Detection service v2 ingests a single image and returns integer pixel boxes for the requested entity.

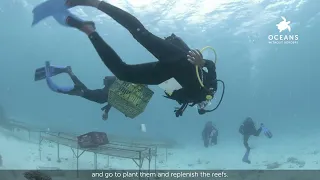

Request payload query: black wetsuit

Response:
[239,122,262,150]
[87,2,217,105]
[62,74,115,104]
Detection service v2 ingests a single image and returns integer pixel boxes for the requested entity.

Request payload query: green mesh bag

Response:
[108,79,154,118]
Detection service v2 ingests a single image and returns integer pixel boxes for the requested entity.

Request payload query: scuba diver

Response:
[202,121,218,147]
[35,61,116,120]
[239,117,272,164]
[32,0,225,117]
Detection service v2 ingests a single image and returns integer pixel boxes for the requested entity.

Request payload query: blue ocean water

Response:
[0,0,319,146]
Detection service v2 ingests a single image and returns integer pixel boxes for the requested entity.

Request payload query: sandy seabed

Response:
[0,127,319,180]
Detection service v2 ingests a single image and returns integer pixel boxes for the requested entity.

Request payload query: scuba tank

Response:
[164,33,190,52]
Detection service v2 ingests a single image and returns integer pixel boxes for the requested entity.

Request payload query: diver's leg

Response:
[65,0,187,63]
[64,17,173,84]
[242,149,251,164]
[243,135,250,150]
[242,135,251,164]
[203,139,209,148]
[67,69,88,90]
[62,67,86,96]
[87,31,172,84]
[65,0,99,7]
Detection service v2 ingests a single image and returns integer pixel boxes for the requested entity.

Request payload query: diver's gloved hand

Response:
[198,109,206,115]
[187,49,205,67]
[174,103,188,117]
[174,108,183,117]
[102,112,108,121]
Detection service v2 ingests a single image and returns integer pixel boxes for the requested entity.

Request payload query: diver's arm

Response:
[253,126,262,136]
[198,108,206,115]
[164,88,189,104]
[101,103,112,112]
[101,103,112,120]
[239,125,244,135]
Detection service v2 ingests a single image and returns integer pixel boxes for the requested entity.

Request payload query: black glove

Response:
[174,108,183,117]
[174,103,188,117]
[198,109,206,115]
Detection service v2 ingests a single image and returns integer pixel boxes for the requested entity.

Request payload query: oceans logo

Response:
[268,16,299,44]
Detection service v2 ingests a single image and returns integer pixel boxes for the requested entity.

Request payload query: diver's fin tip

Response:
[242,156,251,164]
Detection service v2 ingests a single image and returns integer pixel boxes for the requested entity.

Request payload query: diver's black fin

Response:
[34,67,46,81]
[34,64,67,81]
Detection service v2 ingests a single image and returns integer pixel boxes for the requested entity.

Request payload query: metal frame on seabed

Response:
[38,132,158,178]
[1,121,172,179]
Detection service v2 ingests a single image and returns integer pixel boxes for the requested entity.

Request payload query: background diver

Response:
[239,117,272,164]
[202,121,218,148]
[34,61,116,120]
[32,0,224,117]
